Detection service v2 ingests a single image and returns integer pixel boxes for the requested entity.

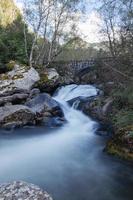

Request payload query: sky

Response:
[14,0,102,43]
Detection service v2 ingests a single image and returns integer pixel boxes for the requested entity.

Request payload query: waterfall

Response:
[53,84,98,133]
[0,84,133,200]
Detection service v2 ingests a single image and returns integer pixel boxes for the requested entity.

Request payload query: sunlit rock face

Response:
[0,64,40,95]
[0,181,53,200]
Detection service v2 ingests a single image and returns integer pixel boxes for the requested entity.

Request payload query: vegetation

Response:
[0,0,32,68]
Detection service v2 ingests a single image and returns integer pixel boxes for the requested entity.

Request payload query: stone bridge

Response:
[68,57,114,76]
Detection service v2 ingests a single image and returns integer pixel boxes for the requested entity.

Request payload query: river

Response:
[0,84,133,200]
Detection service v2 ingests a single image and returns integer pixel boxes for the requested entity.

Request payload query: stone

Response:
[26,93,63,116]
[0,181,53,200]
[26,93,64,126]
[0,93,28,106]
[29,88,40,99]
[46,68,59,81]
[0,105,35,128]
[0,64,40,95]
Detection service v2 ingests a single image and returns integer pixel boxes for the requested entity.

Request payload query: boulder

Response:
[0,93,28,106]
[0,105,35,129]
[29,88,40,99]
[26,93,65,126]
[0,64,40,95]
[36,68,60,93]
[46,68,59,81]
[0,181,53,200]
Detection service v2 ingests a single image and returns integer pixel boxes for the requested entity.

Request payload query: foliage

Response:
[0,0,33,68]
[112,85,133,109]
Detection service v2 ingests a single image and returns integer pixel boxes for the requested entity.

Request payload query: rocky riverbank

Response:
[0,62,66,129]
[78,61,133,161]
[0,181,53,200]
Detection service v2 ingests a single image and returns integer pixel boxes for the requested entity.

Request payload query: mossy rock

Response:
[106,125,133,161]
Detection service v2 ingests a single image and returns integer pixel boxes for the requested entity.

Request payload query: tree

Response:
[23,0,82,67]
[98,0,133,58]
[0,0,32,65]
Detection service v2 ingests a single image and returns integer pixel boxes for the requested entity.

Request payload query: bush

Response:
[112,85,133,109]
[113,110,133,128]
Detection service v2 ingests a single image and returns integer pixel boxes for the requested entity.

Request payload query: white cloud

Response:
[78,11,102,43]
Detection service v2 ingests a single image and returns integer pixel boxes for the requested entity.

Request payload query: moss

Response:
[12,74,24,80]
[106,141,133,161]
[6,60,16,71]
[106,126,133,161]
[0,74,9,80]
[111,110,133,129]
[34,73,50,89]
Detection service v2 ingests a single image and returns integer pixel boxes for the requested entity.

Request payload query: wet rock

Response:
[82,97,113,122]
[0,105,35,128]
[29,88,40,99]
[26,93,64,126]
[106,126,133,160]
[0,181,53,200]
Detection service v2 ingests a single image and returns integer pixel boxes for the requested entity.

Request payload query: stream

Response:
[0,84,133,200]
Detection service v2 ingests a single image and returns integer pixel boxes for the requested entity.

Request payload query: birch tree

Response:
[23,0,81,67]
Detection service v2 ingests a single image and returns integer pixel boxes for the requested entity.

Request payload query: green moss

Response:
[111,86,133,108]
[12,74,24,80]
[111,110,133,128]
[106,126,133,161]
[6,60,16,71]
[0,74,9,80]
[106,141,133,161]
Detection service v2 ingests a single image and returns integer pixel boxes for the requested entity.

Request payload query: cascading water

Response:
[0,84,133,200]
[53,84,98,133]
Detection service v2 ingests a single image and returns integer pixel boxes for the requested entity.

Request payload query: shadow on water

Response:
[0,84,133,200]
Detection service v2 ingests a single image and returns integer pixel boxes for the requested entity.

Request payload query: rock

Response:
[106,126,133,160]
[0,93,28,106]
[82,96,113,122]
[46,68,59,81]
[29,88,40,99]
[36,68,60,93]
[0,181,53,200]
[0,64,40,95]
[102,98,113,115]
[0,105,35,128]
[26,93,65,126]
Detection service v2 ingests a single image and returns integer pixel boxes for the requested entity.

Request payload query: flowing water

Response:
[0,84,133,200]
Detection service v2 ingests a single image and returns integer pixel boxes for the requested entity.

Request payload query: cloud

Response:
[78,11,102,43]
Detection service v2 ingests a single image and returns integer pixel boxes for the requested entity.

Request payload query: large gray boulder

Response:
[0,105,35,129]
[26,93,64,116]
[26,93,65,126]
[0,64,40,95]
[0,181,53,200]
